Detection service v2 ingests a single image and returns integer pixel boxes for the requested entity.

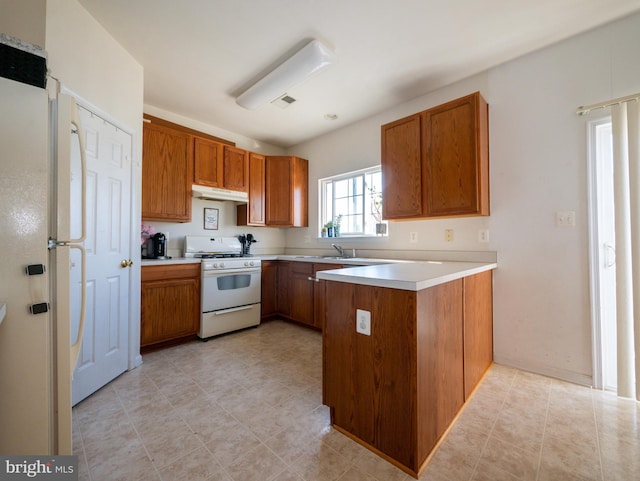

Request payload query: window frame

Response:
[318,165,386,238]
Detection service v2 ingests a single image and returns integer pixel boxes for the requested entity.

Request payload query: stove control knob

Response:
[220,262,225,268]
[249,261,255,266]
[244,261,249,267]
[213,262,219,268]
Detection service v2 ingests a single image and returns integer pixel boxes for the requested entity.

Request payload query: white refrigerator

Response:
[0,70,86,453]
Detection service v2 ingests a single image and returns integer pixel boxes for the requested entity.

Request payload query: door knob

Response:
[120,259,133,268]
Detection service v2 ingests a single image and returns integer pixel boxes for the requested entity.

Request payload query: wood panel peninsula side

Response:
[319,262,495,478]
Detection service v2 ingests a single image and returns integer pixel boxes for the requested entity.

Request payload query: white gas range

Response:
[184,236,261,339]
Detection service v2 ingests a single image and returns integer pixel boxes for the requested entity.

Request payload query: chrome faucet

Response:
[331,243,345,257]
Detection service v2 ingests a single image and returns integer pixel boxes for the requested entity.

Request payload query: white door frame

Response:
[587,114,614,391]
[60,85,142,372]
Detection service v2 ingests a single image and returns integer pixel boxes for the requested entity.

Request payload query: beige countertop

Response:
[140,255,400,267]
[266,255,413,266]
[315,261,497,291]
[140,255,497,291]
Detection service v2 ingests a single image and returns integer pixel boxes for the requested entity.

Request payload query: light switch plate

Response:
[556,211,576,227]
[356,309,371,336]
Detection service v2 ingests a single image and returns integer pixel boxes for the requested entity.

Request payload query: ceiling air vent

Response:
[271,94,297,109]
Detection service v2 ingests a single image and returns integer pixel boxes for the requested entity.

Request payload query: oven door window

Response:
[217,273,251,290]
[202,270,261,313]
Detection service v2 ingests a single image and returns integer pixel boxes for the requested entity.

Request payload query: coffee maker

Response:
[143,232,171,259]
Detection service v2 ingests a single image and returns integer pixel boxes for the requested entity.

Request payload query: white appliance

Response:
[192,184,249,202]
[0,38,86,455]
[184,236,261,338]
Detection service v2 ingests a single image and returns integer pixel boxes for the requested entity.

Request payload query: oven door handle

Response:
[203,267,261,276]
[214,305,256,315]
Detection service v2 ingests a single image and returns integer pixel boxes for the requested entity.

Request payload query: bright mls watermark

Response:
[0,456,77,480]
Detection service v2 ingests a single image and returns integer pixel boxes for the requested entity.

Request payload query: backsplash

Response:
[145,197,286,258]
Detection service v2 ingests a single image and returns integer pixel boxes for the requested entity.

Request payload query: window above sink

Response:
[319,165,387,238]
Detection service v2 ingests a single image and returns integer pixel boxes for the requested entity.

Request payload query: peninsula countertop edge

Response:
[315,261,497,291]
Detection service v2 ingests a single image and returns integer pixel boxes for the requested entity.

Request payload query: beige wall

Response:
[0,0,46,47]
[286,12,640,385]
[45,0,143,133]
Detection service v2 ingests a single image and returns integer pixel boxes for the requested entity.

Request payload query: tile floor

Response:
[73,320,639,481]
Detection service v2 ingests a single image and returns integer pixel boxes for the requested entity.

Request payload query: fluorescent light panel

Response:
[236,39,335,110]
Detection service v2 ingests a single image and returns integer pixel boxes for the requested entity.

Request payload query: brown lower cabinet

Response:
[322,270,493,478]
[260,260,278,318]
[141,263,200,351]
[463,271,494,399]
[276,261,291,317]
[290,262,314,326]
[261,260,342,330]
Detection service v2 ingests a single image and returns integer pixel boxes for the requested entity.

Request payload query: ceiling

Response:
[78,0,640,148]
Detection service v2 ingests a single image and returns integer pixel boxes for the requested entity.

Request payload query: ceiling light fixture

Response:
[236,39,336,110]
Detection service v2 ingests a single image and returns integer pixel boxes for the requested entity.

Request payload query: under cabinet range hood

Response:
[192,185,249,203]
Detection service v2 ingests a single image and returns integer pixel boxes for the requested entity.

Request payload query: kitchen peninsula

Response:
[317,261,496,478]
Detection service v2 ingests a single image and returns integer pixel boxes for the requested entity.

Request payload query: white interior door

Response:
[71,105,132,405]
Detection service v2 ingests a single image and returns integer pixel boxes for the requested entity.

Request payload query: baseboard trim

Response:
[493,354,593,387]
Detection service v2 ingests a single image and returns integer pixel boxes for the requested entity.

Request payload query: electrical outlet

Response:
[409,232,418,243]
[356,309,371,336]
[445,229,454,242]
[478,229,490,243]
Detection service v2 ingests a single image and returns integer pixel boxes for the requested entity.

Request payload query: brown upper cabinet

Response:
[380,113,423,219]
[143,114,236,223]
[265,156,309,227]
[143,115,309,226]
[245,152,267,226]
[142,121,193,222]
[381,92,489,219]
[237,151,267,226]
[193,137,248,192]
[222,145,249,192]
[193,136,223,188]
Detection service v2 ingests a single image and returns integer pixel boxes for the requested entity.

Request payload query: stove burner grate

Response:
[195,253,251,259]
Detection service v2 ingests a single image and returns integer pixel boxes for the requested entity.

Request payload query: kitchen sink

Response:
[290,255,382,264]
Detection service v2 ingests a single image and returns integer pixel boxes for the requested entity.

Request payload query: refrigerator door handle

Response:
[67,99,88,371]
[69,243,86,371]
[65,101,87,244]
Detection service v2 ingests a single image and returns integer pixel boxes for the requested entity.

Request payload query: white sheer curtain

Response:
[611,99,640,400]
